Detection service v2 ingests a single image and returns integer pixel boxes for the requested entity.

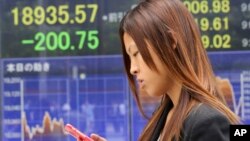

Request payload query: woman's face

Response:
[124,33,175,97]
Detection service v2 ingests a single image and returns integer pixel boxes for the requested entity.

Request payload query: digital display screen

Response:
[1,0,137,57]
[183,0,250,51]
[2,56,135,141]
[1,0,250,141]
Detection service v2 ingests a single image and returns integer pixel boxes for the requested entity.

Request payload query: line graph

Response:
[2,56,131,141]
[22,111,66,140]
[2,54,250,141]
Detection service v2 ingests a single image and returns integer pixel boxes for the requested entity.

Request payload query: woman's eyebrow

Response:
[126,44,134,54]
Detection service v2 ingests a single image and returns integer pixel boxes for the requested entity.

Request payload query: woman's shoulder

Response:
[185,103,230,125]
[182,103,230,141]
[189,103,229,121]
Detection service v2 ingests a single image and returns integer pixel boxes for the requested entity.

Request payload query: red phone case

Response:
[64,124,94,141]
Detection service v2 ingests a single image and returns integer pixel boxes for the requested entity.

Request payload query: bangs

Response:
[120,4,157,71]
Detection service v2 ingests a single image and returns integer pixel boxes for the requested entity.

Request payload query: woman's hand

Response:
[90,133,107,141]
[77,133,107,141]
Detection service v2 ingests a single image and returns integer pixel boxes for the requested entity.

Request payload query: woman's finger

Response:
[90,133,107,141]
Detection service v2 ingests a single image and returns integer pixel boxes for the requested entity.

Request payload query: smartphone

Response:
[64,123,94,141]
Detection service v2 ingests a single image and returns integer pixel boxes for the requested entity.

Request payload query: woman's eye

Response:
[133,51,139,57]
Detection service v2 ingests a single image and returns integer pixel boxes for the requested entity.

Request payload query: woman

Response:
[82,0,240,140]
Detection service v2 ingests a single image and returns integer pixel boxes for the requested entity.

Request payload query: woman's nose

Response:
[130,62,138,75]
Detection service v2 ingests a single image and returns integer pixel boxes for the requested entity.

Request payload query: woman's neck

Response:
[167,82,182,109]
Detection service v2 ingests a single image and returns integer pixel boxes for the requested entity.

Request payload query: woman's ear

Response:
[168,30,177,49]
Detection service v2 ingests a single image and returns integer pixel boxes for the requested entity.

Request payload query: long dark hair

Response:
[119,0,240,140]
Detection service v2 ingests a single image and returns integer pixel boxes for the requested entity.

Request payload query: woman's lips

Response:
[137,79,144,88]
